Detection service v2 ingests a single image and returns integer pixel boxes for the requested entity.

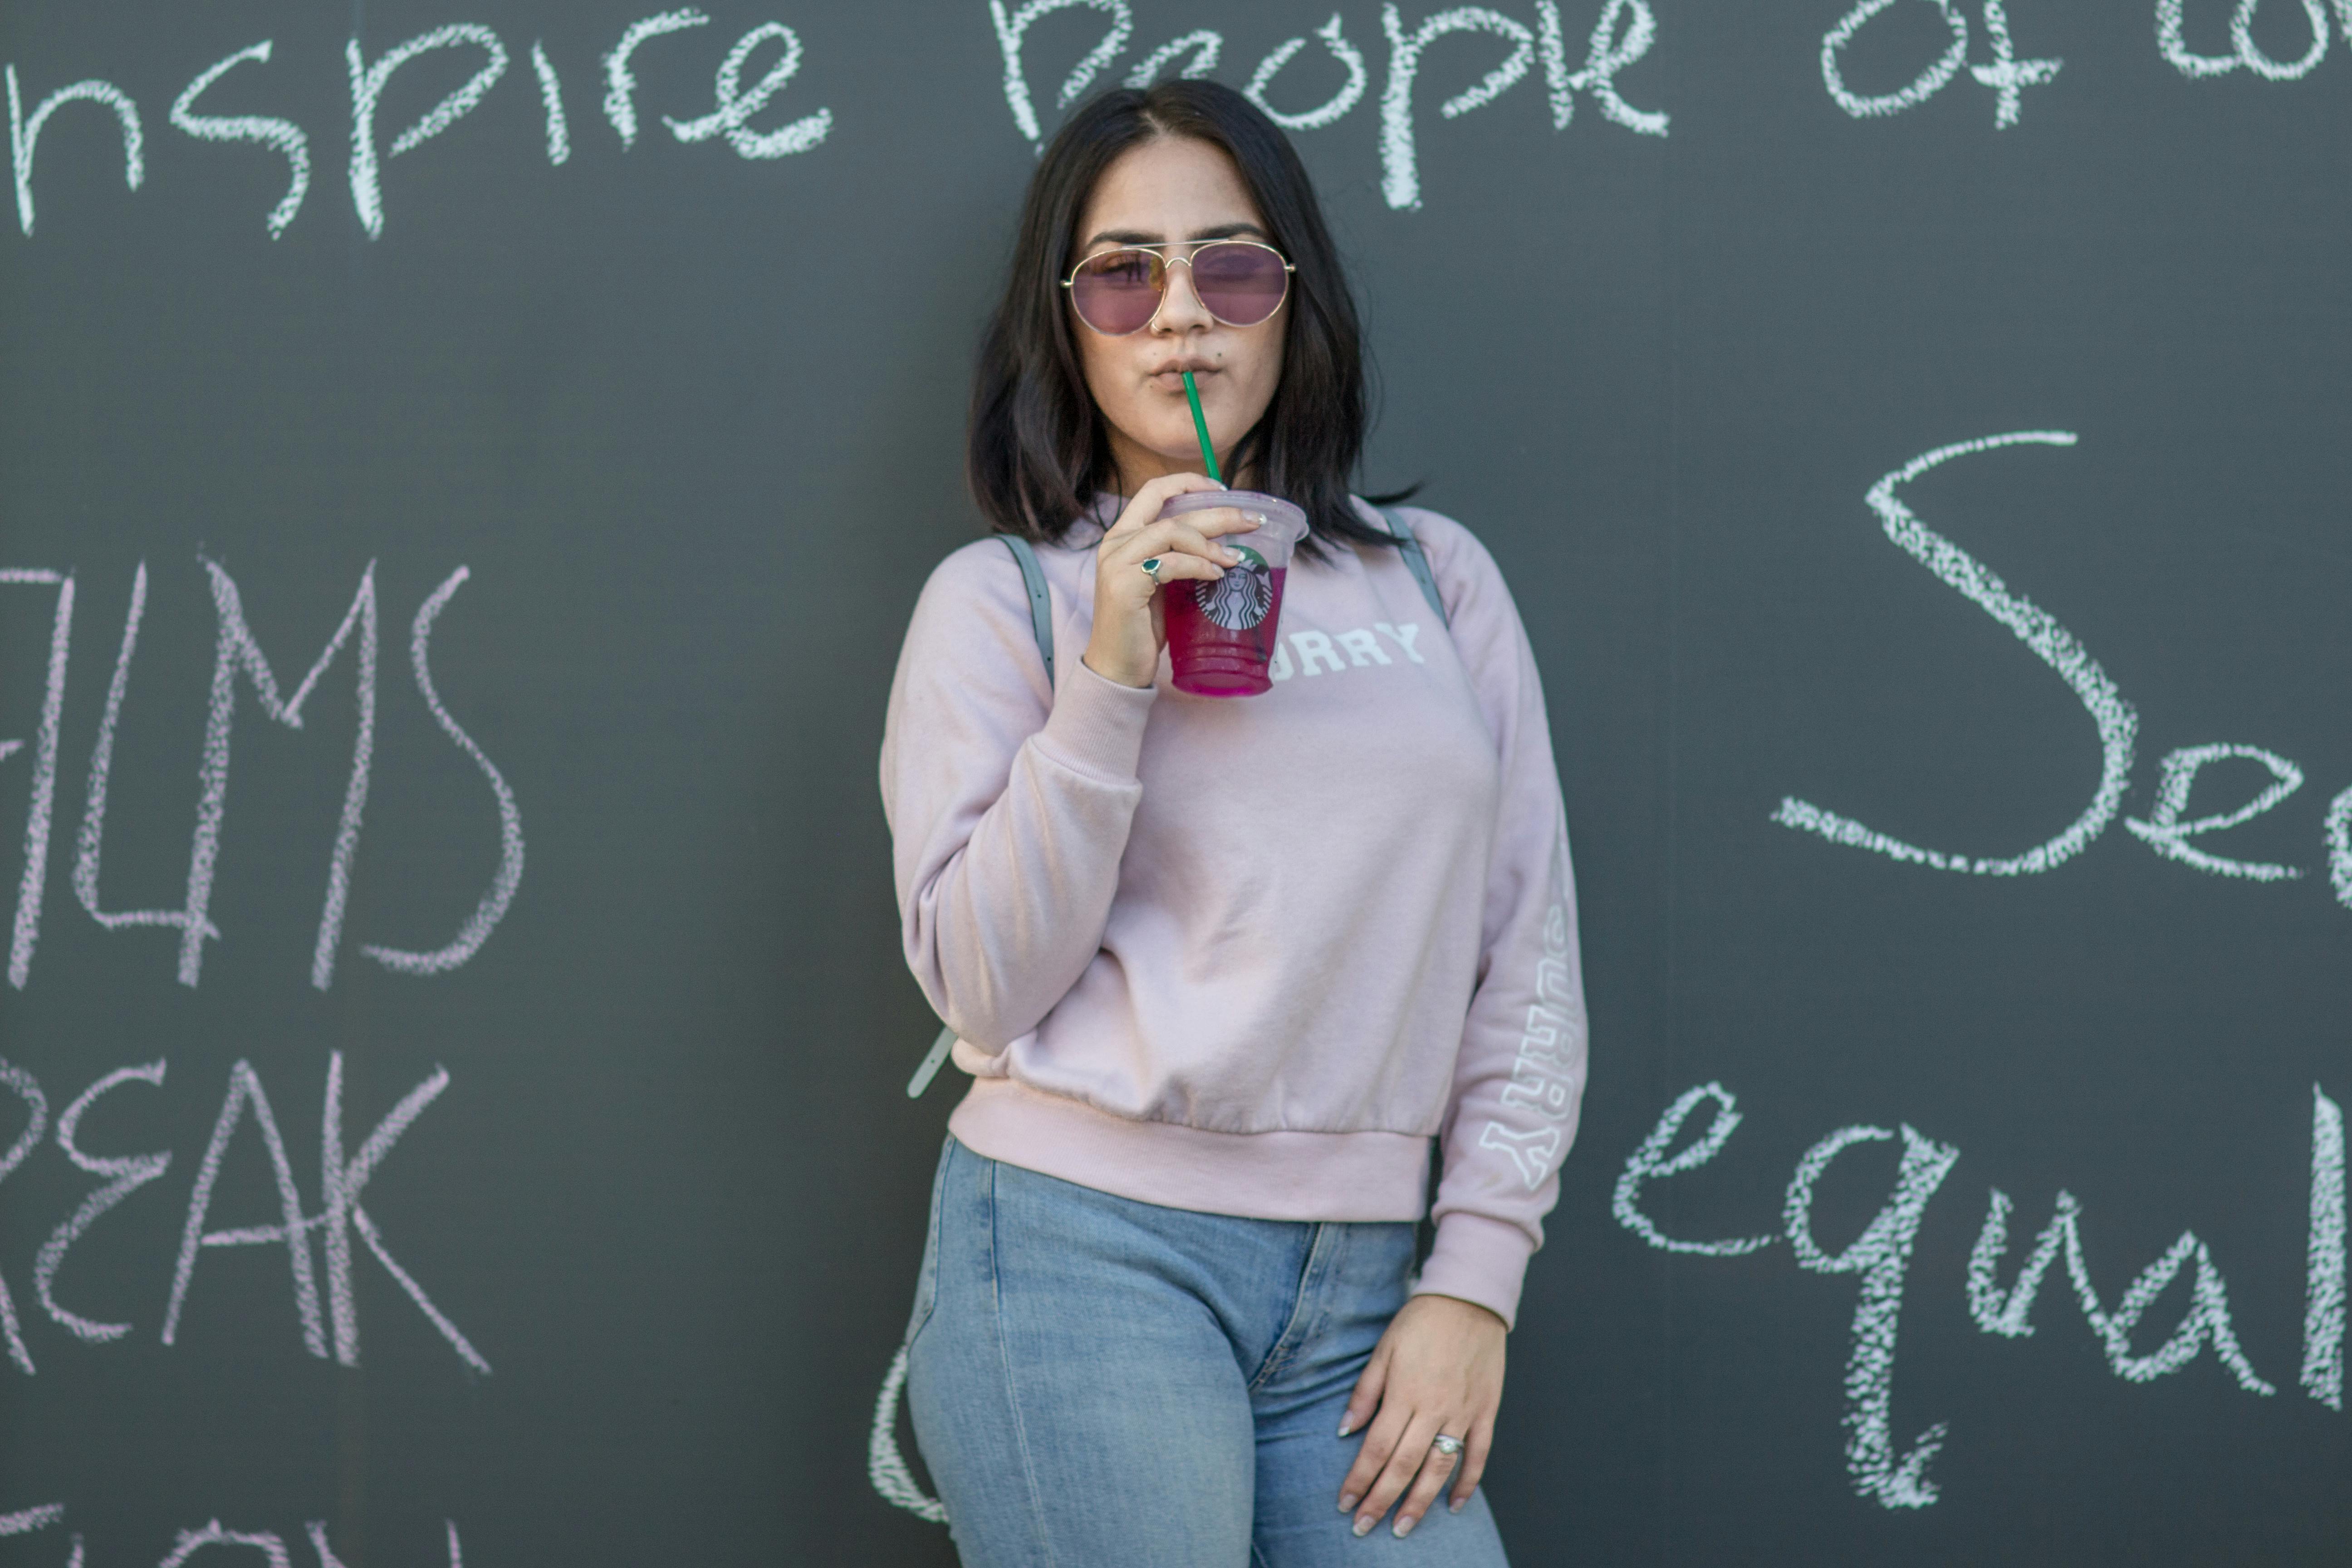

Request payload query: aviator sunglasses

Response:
[1062,239,1295,336]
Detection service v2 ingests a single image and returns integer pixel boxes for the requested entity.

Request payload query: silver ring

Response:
[1140,557,1164,583]
[1431,1434,1464,1458]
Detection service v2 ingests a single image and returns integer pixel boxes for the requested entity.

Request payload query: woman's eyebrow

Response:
[1083,228,1161,248]
[1080,221,1272,248]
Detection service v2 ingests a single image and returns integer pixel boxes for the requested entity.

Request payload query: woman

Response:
[879,79,1588,1567]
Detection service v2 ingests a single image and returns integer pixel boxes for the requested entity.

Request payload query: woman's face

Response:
[1069,134,1286,494]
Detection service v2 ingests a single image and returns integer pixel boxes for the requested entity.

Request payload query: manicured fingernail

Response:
[1352,1515,1373,1538]
[1449,1498,1465,1514]
[1221,546,1240,562]
[1336,1418,1352,1437]
[1394,1515,1417,1538]
[1337,1493,1358,1512]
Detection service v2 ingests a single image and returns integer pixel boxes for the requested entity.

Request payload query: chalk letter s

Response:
[362,568,524,977]
[172,42,309,238]
[1774,431,2139,877]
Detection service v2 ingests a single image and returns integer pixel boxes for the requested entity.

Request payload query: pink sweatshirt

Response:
[878,496,1588,1328]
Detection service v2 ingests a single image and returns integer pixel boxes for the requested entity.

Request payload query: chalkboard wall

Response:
[1,1,2347,1563]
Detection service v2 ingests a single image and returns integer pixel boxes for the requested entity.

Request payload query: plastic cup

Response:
[1153,490,1308,697]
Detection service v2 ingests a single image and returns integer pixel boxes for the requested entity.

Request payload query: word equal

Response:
[1615,1080,2345,1508]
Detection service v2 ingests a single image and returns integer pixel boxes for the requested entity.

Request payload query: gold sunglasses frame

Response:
[1060,239,1296,336]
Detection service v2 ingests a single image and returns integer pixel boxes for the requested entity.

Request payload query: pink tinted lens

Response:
[1070,250,1164,334]
[1192,243,1289,326]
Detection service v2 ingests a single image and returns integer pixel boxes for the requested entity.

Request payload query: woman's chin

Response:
[1113,435,1218,476]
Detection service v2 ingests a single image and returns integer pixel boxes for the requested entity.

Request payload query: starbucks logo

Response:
[1194,545,1272,630]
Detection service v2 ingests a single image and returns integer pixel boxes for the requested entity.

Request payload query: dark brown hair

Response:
[966,80,1402,566]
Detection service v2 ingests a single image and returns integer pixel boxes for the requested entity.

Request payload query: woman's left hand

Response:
[1334,1292,1508,1538]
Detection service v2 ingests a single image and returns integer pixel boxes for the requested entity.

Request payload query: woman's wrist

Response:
[1081,644,1157,690]
[1407,1291,1509,1333]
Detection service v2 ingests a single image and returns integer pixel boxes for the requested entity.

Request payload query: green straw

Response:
[1182,370,1223,485]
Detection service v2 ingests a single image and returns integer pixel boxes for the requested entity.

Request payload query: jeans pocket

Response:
[902,1132,955,1348]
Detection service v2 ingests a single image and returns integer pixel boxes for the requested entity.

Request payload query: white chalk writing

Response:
[1624,1081,2312,1509]
[1774,431,2140,877]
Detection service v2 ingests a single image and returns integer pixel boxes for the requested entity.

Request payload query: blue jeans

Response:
[903,1134,1513,1568]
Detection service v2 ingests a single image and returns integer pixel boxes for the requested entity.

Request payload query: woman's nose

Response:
[1151,258,1216,333]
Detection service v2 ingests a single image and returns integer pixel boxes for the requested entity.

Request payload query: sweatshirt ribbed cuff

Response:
[1031,656,1156,783]
[1412,1211,1536,1331]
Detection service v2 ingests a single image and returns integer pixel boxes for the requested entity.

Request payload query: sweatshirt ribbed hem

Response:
[948,1075,1432,1222]
[1413,1210,1536,1331]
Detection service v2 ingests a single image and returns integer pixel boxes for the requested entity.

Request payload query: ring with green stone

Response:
[1139,557,1164,583]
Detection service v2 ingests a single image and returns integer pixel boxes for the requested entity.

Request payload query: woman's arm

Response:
[878,542,1159,1050]
[1412,509,1588,1329]
[881,480,1261,1050]
[1337,507,1588,1535]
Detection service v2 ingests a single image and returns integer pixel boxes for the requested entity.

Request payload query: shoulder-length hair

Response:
[967,80,1400,567]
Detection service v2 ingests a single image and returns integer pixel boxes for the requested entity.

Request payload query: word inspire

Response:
[0,1509,463,1568]
[3,10,832,238]
[0,1051,487,1378]
[1823,0,2352,126]
[0,561,523,992]
[991,0,1668,208]
[1772,431,2352,909]
[1617,1081,2347,1509]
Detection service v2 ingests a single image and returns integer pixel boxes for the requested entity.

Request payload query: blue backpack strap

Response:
[999,534,1055,685]
[906,1024,958,1099]
[908,535,1055,1101]
[1377,507,1450,628]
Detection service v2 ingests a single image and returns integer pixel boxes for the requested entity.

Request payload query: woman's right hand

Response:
[1082,473,1261,690]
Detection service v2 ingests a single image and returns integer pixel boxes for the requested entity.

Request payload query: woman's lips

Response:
[1148,366,1215,392]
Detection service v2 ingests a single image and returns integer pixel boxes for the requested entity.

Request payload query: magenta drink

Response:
[1164,564,1290,696]
[1155,490,1308,697]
